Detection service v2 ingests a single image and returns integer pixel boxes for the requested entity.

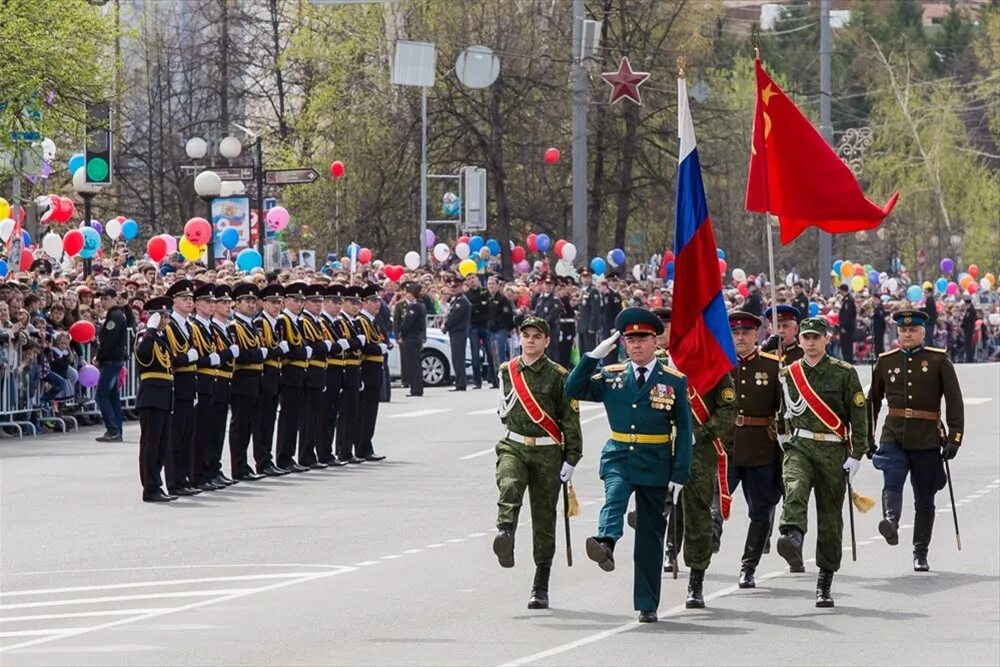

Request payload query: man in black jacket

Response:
[398,282,427,396]
[837,284,857,364]
[466,273,493,388]
[922,288,938,343]
[961,299,978,363]
[135,296,176,502]
[94,288,129,442]
[486,274,515,369]
[444,276,472,391]
[872,298,887,356]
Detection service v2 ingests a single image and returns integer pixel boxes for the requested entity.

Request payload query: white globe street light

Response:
[219,136,242,159]
[194,170,222,198]
[185,136,208,160]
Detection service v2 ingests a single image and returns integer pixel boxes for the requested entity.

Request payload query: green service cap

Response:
[799,317,829,335]
[519,316,550,336]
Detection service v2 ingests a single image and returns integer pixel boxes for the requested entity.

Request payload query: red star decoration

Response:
[601,57,650,105]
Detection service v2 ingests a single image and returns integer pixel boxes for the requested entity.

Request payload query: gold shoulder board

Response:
[759,351,781,361]
[661,364,685,378]
[878,349,900,358]
[547,359,568,375]
[604,363,626,372]
[925,347,947,354]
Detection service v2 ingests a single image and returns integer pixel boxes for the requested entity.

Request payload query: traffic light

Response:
[84,102,112,185]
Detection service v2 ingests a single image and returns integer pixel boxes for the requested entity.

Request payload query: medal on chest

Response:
[648,383,675,410]
[921,360,929,373]
[754,371,769,386]
[606,373,626,390]
[889,367,901,383]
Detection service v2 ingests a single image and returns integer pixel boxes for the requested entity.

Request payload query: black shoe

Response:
[739,520,769,589]
[236,471,265,481]
[212,473,236,487]
[259,464,283,477]
[879,489,902,546]
[777,528,804,572]
[327,458,348,467]
[626,510,636,530]
[585,537,615,572]
[527,565,550,609]
[686,568,706,609]
[527,589,549,610]
[169,486,199,497]
[450,387,466,392]
[347,457,364,464]
[738,566,756,589]
[289,463,310,473]
[96,432,123,442]
[363,454,386,462]
[913,511,934,572]
[493,527,515,568]
[308,462,328,470]
[638,611,658,623]
[142,489,177,503]
[273,465,292,476]
[815,569,835,608]
[196,480,220,491]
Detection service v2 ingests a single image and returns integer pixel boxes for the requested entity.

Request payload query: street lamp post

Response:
[194,170,222,269]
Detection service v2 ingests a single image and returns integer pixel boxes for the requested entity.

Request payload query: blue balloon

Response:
[236,248,263,271]
[327,253,337,262]
[610,248,626,267]
[21,229,30,248]
[468,235,485,253]
[808,302,820,317]
[486,239,501,257]
[868,270,880,285]
[906,285,923,302]
[79,226,101,259]
[832,260,843,275]
[220,227,240,250]
[0,260,7,277]
[716,248,726,260]
[68,153,85,175]
[934,277,947,293]
[590,257,607,275]
[121,219,139,241]
[536,234,551,253]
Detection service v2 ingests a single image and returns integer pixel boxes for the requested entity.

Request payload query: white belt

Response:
[793,428,844,443]
[505,432,558,447]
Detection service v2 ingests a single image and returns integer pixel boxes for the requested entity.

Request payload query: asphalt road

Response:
[1,363,998,665]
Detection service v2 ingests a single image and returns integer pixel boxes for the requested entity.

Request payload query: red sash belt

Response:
[787,360,847,441]
[688,388,731,520]
[508,358,563,445]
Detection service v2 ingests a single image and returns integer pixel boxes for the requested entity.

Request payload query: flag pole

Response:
[752,29,781,342]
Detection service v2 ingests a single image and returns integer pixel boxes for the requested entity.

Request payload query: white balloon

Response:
[0,218,14,242]
[372,259,385,270]
[633,264,643,281]
[404,251,421,270]
[732,268,747,282]
[105,219,122,240]
[555,259,571,277]
[561,242,577,262]
[886,278,899,292]
[989,313,1000,326]
[433,242,450,262]
[981,277,991,291]
[455,242,470,260]
[42,232,64,258]
[72,166,101,194]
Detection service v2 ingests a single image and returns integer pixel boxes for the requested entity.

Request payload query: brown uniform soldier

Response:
[868,308,964,572]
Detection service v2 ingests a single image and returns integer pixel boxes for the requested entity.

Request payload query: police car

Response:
[386,327,474,387]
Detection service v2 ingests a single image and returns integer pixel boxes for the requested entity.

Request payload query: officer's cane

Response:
[670,492,679,580]
[944,458,961,551]
[846,473,858,562]
[562,482,573,566]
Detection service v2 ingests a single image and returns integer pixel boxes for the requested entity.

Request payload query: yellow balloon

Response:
[0,197,9,220]
[458,259,477,277]
[850,275,865,292]
[179,237,203,262]
[922,281,933,291]
[986,272,996,286]
[840,261,854,278]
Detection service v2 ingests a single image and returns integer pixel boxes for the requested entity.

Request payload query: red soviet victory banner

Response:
[745,59,898,244]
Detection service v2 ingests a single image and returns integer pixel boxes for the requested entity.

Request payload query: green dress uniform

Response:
[493,317,582,609]
[135,297,176,503]
[776,317,868,607]
[868,309,964,571]
[565,308,693,619]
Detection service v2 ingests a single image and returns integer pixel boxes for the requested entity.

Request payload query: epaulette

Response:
[660,363,684,378]
[878,349,900,358]
[547,358,568,375]
[499,361,509,371]
[759,351,780,361]
[604,363,626,372]
[925,347,947,354]
[833,358,854,369]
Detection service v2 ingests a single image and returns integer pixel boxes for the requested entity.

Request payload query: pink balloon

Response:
[162,234,178,254]
[266,206,289,231]
[515,259,531,274]
[946,282,958,295]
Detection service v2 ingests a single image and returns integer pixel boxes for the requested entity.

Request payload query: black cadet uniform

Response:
[298,285,331,469]
[868,308,964,571]
[557,278,576,368]
[444,278,472,391]
[532,276,563,363]
[577,268,601,355]
[356,284,388,461]
[398,282,427,396]
[319,285,349,466]
[163,281,201,496]
[205,285,239,487]
[254,284,287,476]
[276,282,310,473]
[228,283,266,481]
[189,284,226,491]
[135,297,176,503]
[335,286,365,463]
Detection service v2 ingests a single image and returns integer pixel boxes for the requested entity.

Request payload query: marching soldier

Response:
[565,308,693,623]
[776,317,868,607]
[577,267,601,357]
[254,284,288,476]
[164,280,201,496]
[762,304,803,363]
[532,275,563,363]
[276,282,310,473]
[206,284,241,487]
[298,285,331,470]
[228,283,267,481]
[493,316,582,609]
[356,284,389,461]
[728,311,783,588]
[398,282,427,397]
[135,296,176,503]
[868,308,964,572]
[320,285,350,466]
[335,286,365,464]
[189,283,226,491]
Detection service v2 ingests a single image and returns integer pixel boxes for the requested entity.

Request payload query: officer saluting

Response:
[493,316,582,610]
[868,308,964,572]
[135,296,176,503]
[762,304,803,363]
[565,308,693,623]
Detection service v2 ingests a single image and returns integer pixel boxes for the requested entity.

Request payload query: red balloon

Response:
[554,239,567,258]
[146,236,168,262]
[60,197,76,223]
[718,258,727,274]
[967,282,979,295]
[63,229,85,256]
[968,264,980,279]
[853,265,864,277]
[511,245,526,264]
[358,248,372,264]
[544,147,560,165]
[19,249,33,272]
[330,160,345,179]
[69,320,96,344]
[457,235,469,245]
[115,215,126,223]
[184,217,212,246]
[737,282,749,298]
[527,233,538,252]
[384,265,405,282]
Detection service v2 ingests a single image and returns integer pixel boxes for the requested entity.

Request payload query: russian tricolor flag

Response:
[668,77,737,395]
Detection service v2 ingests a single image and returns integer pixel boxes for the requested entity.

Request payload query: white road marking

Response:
[459,448,495,461]
[446,538,466,544]
[964,397,992,405]
[388,409,451,418]
[354,561,378,567]
[6,563,350,577]
[425,544,445,549]
[468,408,498,415]
[0,629,85,639]
[379,555,402,560]
[0,590,256,611]
[467,532,488,538]
[402,549,424,554]
[0,609,174,623]
[0,573,322,598]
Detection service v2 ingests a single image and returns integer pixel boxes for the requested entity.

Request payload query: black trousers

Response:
[298,387,326,466]
[449,331,468,389]
[380,359,391,402]
[192,396,216,484]
[840,335,855,364]
[728,461,783,523]
[557,328,574,368]
[320,368,344,463]
[139,407,170,493]
[276,384,303,469]
[336,365,361,459]
[578,331,596,358]
[964,337,976,363]
[229,393,257,477]
[166,398,194,490]
[253,390,279,471]
[357,361,383,458]
[206,396,229,481]
[401,339,423,395]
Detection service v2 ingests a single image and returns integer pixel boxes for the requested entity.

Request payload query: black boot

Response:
[878,489,903,546]
[776,527,805,573]
[912,511,935,572]
[527,565,550,610]
[585,536,615,572]
[626,509,636,529]
[493,526,515,569]
[685,568,706,609]
[815,569,834,608]
[739,520,770,589]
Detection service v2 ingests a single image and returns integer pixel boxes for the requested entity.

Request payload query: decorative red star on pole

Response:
[601,56,650,105]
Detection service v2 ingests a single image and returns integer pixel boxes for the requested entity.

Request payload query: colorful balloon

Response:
[63,229,85,256]
[526,233,538,252]
[544,147,560,165]
[105,218,122,240]
[220,226,240,250]
[78,364,99,388]
[486,239,501,257]
[146,236,167,262]
[121,219,139,241]
[404,251,420,270]
[384,265,404,282]
[236,248,263,271]
[511,245,526,264]
[458,258,477,277]
[330,160,345,179]
[179,237,202,261]
[468,235,485,253]
[561,242,577,263]
[433,243,450,262]
[535,234,551,253]
[940,258,954,273]
[906,285,922,302]
[184,217,212,245]
[79,227,101,259]
[70,320,96,344]
[840,261,854,278]
[455,242,470,260]
[590,257,607,275]
[41,232,63,258]
[358,248,372,264]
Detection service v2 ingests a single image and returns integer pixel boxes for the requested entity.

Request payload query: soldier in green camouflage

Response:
[776,317,868,608]
[493,316,583,610]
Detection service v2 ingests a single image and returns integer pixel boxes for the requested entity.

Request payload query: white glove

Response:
[187,349,199,363]
[209,353,220,367]
[358,334,367,345]
[259,347,268,359]
[378,343,388,354]
[777,434,788,449]
[325,341,332,351]
[146,313,161,330]
[278,341,290,353]
[587,330,621,359]
[559,462,574,483]
[229,344,240,358]
[305,347,313,359]
[337,339,350,351]
[668,482,684,495]
[843,457,861,482]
